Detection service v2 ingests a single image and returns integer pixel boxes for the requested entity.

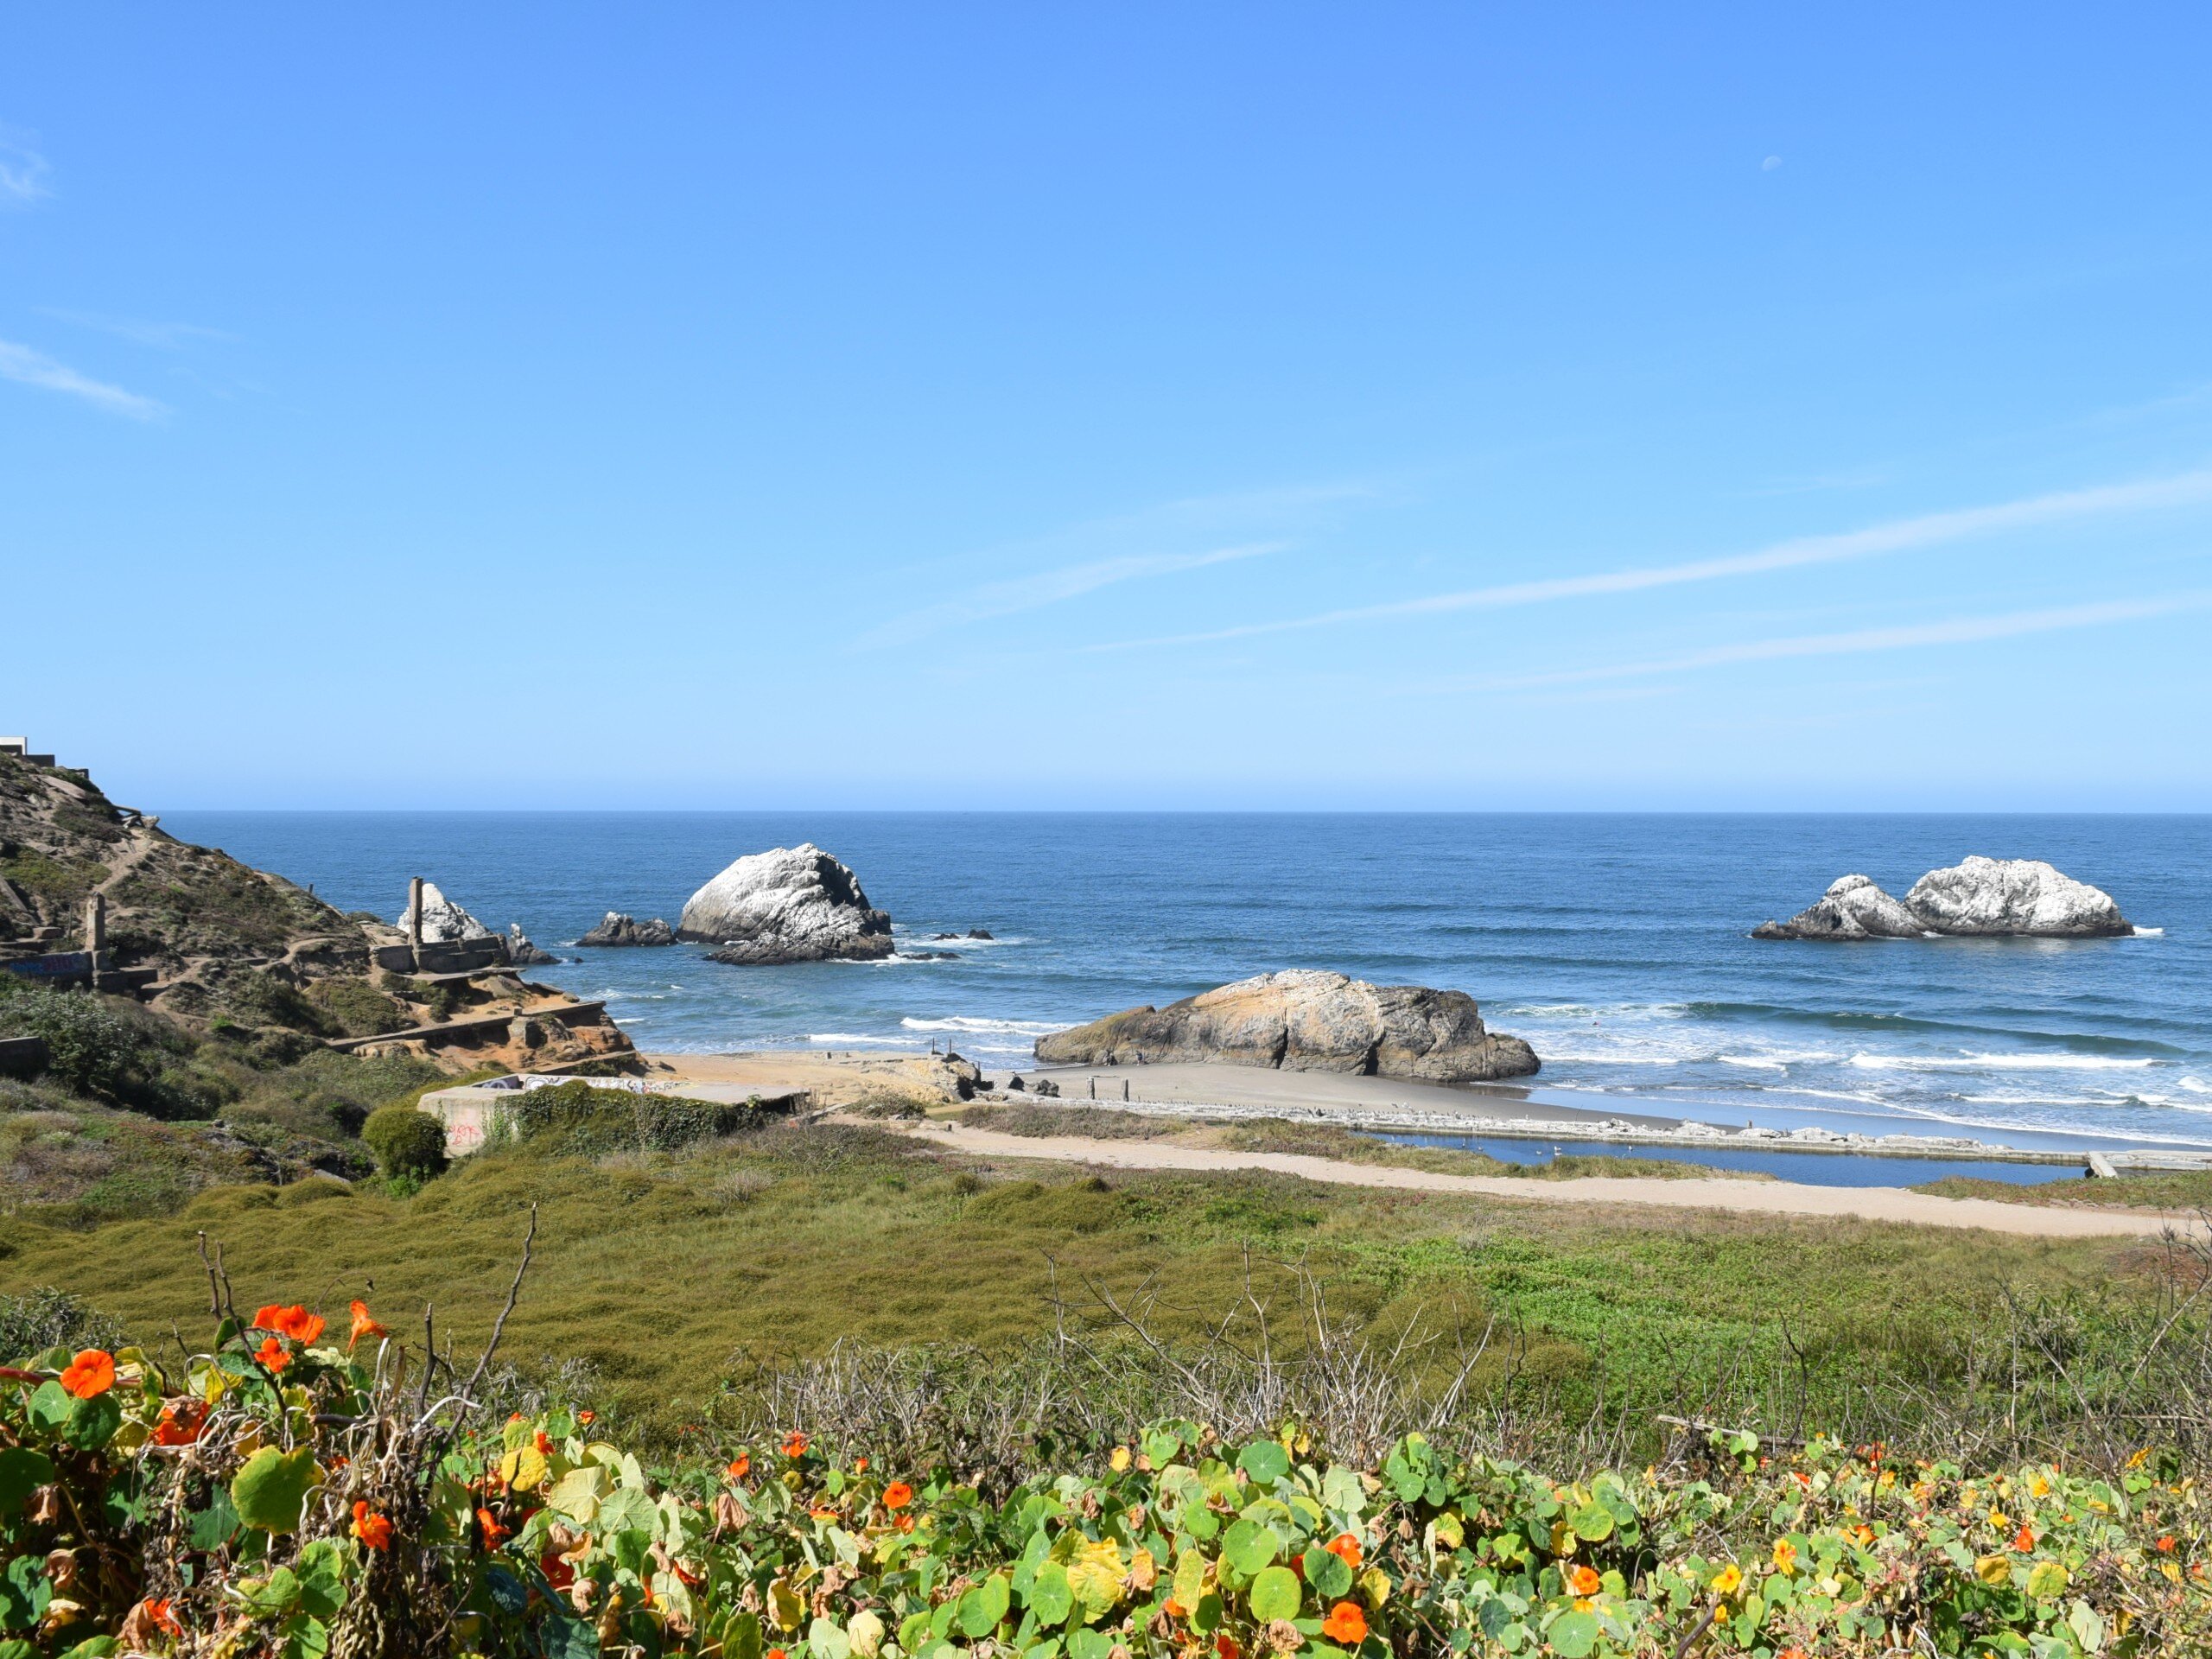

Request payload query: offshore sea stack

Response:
[578,912,675,947]
[1034,969,1541,1083]
[677,843,894,965]
[1755,857,2132,940]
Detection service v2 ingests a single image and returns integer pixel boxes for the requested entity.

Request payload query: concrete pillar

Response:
[407,876,425,962]
[83,893,105,958]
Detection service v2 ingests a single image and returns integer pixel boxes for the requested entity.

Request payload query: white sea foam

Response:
[2183,1077,2212,1096]
[2134,926,2165,937]
[807,1033,912,1046]
[901,1015,1062,1036]
[1849,1052,2156,1072]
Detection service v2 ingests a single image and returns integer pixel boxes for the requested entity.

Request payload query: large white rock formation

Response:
[676,844,894,964]
[397,881,494,944]
[1755,857,2132,940]
[1903,856,2132,937]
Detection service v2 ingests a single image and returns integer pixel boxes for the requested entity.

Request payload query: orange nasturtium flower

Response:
[1565,1563,1602,1597]
[476,1507,510,1547]
[254,1304,327,1345]
[2158,1535,2178,1554]
[254,1337,291,1374]
[347,1300,390,1350]
[1772,1538,1798,1573]
[727,1453,752,1480]
[882,1481,915,1511]
[1320,1602,1368,1645]
[783,1432,810,1459]
[59,1349,116,1400]
[2013,1524,2036,1553]
[1215,1637,1241,1659]
[1711,1563,1744,1597]
[855,1456,868,1472]
[150,1398,208,1446]
[576,1409,595,1426]
[766,1649,789,1659]
[1325,1532,1363,1569]
[352,1500,394,1550]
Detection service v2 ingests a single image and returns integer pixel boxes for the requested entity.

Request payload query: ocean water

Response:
[164,812,2212,1150]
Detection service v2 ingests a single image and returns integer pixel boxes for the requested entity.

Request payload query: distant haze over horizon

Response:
[6,7,2210,810]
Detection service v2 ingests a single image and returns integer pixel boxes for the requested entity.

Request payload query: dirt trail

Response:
[874,1118,2202,1240]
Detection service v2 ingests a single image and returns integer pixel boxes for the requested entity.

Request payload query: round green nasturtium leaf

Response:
[1027,1560,1074,1625]
[1547,1609,1599,1658]
[26,1381,73,1433]
[64,1393,123,1452]
[2025,1560,2070,1599]
[1237,1440,1292,1486]
[1247,1564,1302,1624]
[1224,1518,1281,1577]
[230,1446,322,1534]
[1303,1546,1355,1600]
[1569,1502,1614,1543]
[1192,1592,1224,1633]
[958,1574,1012,1637]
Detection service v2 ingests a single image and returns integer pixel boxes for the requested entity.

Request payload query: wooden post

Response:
[407,876,425,965]
[1122,1078,1130,1102]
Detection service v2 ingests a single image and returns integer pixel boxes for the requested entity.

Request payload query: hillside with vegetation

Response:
[0,749,631,1228]
[3,752,2210,1653]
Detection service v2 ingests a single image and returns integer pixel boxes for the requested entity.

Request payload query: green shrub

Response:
[0,982,204,1118]
[0,1285,123,1363]
[361,1104,448,1180]
[504,1080,763,1157]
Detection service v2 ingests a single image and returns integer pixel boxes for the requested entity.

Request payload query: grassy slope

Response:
[1916,1169,2212,1209]
[0,1122,2126,1442]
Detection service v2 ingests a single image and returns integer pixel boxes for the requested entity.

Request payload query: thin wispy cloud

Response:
[0,130,49,204]
[864,542,1286,645]
[1090,467,2212,652]
[0,340,165,420]
[1483,592,2212,691]
[35,308,235,351]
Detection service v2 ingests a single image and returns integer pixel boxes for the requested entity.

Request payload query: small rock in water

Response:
[579,912,676,947]
[1751,874,1923,940]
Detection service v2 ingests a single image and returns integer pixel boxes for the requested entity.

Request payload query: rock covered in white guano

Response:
[677,844,894,964]
[1033,969,1540,1083]
[397,881,494,943]
[1903,857,2131,937]
[577,912,676,947]
[1752,875,1926,940]
[1755,857,2133,940]
[505,925,559,965]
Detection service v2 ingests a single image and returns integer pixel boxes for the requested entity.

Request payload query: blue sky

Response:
[4,5,2209,810]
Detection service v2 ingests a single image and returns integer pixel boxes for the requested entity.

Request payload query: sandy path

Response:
[878,1119,2200,1240]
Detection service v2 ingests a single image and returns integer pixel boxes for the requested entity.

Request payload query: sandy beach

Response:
[863,1115,2203,1240]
